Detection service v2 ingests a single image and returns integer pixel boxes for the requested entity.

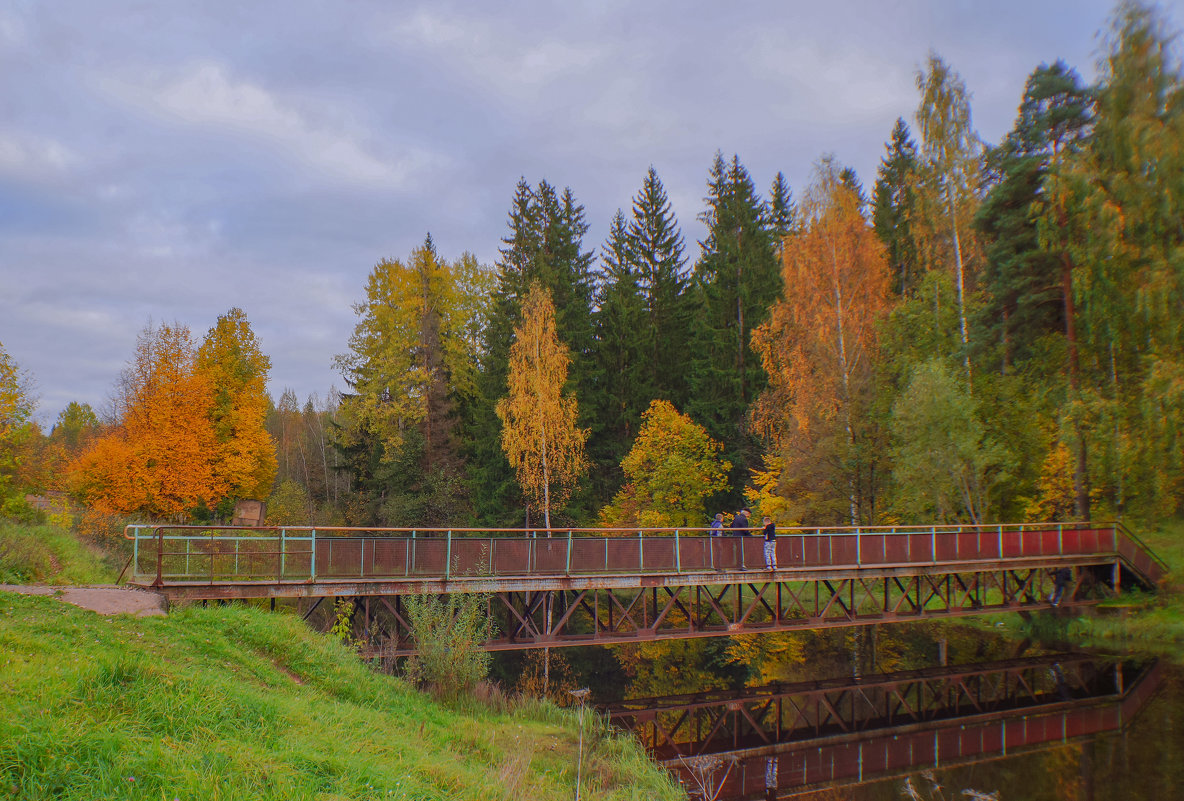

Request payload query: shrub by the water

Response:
[402,591,494,702]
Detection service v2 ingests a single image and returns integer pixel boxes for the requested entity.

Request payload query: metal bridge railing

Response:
[123,522,1148,588]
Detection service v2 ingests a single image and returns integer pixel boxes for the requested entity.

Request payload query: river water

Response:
[564,622,1183,800]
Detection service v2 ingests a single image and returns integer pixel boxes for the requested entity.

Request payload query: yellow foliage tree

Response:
[69,323,223,519]
[496,282,588,530]
[743,453,796,525]
[336,240,493,465]
[600,399,730,529]
[1023,440,1076,522]
[196,307,277,502]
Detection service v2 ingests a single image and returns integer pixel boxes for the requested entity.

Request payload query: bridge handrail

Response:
[124,520,1127,539]
[1114,519,1170,574]
[122,520,1162,589]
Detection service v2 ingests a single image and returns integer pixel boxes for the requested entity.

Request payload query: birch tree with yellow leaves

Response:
[496,282,588,530]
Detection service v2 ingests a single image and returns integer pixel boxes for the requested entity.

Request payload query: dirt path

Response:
[0,584,168,617]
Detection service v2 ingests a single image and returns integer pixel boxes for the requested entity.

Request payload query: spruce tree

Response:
[627,167,692,407]
[839,167,869,217]
[687,153,781,504]
[766,171,797,243]
[872,119,921,296]
[589,210,650,493]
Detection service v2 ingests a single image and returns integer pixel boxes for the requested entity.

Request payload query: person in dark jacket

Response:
[730,508,751,568]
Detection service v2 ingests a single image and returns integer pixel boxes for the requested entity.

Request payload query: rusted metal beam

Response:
[347,565,1115,656]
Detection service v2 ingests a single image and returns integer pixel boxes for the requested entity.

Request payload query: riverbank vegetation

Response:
[0,586,681,801]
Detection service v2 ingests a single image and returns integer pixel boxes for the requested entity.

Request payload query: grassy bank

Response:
[0,591,682,800]
[0,520,116,585]
[1063,518,1184,649]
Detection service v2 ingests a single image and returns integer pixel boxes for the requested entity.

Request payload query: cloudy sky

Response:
[1,0,1170,424]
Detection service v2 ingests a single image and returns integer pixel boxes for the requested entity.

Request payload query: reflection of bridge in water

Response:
[124,522,1165,653]
[606,655,1162,799]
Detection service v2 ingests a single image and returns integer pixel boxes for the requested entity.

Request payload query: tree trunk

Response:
[1062,253,1090,520]
[947,187,972,385]
[831,242,858,525]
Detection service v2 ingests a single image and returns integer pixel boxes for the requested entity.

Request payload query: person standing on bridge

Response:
[730,508,751,568]
[762,516,777,570]
[709,513,724,570]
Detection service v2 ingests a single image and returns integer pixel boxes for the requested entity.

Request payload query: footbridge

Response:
[124,522,1164,652]
[607,654,1161,799]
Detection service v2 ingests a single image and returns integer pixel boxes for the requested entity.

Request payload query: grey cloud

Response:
[0,0,1144,425]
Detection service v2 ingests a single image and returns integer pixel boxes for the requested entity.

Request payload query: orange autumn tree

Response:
[752,159,893,525]
[196,307,277,505]
[496,282,588,530]
[69,322,223,519]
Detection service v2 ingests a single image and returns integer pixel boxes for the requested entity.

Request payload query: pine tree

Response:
[975,61,1095,518]
[976,62,1094,370]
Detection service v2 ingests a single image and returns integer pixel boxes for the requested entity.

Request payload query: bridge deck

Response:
[125,522,1164,599]
[122,523,1165,650]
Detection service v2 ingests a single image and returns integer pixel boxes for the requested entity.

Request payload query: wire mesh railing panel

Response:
[491,537,535,574]
[678,536,713,571]
[125,522,1162,591]
[367,537,409,577]
[406,538,448,576]
[530,538,569,574]
[316,538,364,578]
[604,537,643,572]
[641,537,677,572]
[861,534,886,564]
[568,537,609,572]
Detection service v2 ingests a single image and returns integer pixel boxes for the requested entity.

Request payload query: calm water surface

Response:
[584,624,1184,800]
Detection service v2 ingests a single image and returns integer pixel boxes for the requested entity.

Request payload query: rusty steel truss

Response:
[344,561,1120,655]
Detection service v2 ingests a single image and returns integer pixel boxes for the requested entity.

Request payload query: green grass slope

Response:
[0,594,683,801]
[1068,518,1184,648]
[0,521,116,585]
